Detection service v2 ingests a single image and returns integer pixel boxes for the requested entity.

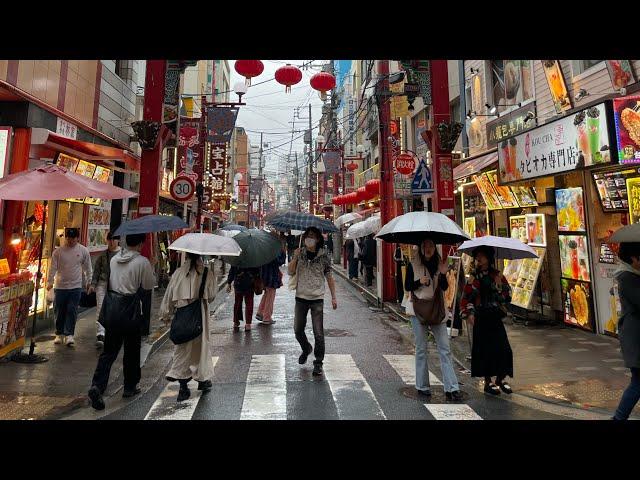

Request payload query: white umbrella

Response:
[376,211,470,245]
[169,233,242,256]
[610,223,640,243]
[216,229,242,238]
[345,214,381,239]
[457,235,539,260]
[335,212,363,228]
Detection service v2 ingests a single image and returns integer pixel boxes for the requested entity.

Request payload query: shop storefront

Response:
[497,100,621,335]
[0,127,139,356]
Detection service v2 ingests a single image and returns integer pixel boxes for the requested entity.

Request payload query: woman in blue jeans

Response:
[612,242,640,420]
[404,239,462,401]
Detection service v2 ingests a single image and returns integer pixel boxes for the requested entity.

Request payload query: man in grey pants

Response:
[288,227,338,376]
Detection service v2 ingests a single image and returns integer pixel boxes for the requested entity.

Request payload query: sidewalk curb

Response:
[331,266,380,307]
[333,265,630,419]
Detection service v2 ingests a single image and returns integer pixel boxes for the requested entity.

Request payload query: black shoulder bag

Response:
[169,267,208,345]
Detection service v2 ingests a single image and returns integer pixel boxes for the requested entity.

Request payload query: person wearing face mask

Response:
[461,245,513,396]
[288,227,337,376]
[404,237,462,401]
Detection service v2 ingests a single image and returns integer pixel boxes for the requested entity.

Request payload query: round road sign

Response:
[170,176,196,202]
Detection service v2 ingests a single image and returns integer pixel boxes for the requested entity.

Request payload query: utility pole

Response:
[258,132,263,227]
[308,103,313,215]
[295,151,300,211]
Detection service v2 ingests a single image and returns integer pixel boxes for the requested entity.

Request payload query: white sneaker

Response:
[53,335,64,345]
[65,335,75,347]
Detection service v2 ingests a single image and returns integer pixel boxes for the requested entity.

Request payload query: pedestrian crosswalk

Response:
[142,354,482,421]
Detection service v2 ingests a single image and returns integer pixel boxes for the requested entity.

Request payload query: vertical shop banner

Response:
[606,60,636,90]
[0,127,11,220]
[322,151,341,175]
[437,155,454,201]
[627,177,640,223]
[498,103,613,184]
[613,95,640,164]
[345,94,357,157]
[163,63,180,124]
[178,119,202,185]
[415,110,430,164]
[208,143,227,206]
[541,60,572,115]
[207,106,239,144]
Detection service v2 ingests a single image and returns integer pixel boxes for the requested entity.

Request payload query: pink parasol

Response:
[0,164,137,200]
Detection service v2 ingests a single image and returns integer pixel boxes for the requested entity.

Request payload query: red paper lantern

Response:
[395,153,416,175]
[365,179,380,196]
[275,64,303,93]
[346,162,358,172]
[310,72,336,94]
[234,60,264,86]
[357,187,368,203]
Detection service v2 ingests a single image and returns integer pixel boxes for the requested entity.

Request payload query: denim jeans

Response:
[54,288,83,336]
[410,316,459,393]
[614,367,640,420]
[294,300,324,366]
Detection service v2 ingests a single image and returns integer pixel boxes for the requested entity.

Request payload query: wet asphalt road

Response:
[100,269,568,421]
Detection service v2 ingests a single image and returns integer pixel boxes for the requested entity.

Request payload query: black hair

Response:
[303,227,325,249]
[417,238,441,277]
[472,245,496,267]
[107,231,120,241]
[186,252,201,272]
[125,233,146,247]
[619,242,640,265]
[65,227,79,238]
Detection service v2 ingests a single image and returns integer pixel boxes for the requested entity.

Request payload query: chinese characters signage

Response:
[627,177,640,224]
[498,103,613,184]
[322,151,341,176]
[344,94,357,157]
[486,102,536,148]
[206,143,227,203]
[613,95,640,164]
[163,63,180,124]
[541,60,571,115]
[56,118,78,139]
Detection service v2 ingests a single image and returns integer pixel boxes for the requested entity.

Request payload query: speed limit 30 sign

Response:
[170,176,196,202]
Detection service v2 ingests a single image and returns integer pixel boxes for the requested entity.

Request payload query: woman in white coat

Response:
[160,252,218,402]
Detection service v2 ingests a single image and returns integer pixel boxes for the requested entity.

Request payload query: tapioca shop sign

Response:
[497,102,617,185]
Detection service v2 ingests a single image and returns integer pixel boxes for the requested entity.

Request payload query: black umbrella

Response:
[114,215,187,236]
[222,229,283,268]
[268,210,338,233]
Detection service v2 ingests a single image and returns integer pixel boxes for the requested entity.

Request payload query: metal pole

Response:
[308,104,313,215]
[458,60,469,156]
[258,132,263,227]
[295,152,300,211]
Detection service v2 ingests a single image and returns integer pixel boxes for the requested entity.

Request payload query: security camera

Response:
[523,111,535,123]
[619,87,627,96]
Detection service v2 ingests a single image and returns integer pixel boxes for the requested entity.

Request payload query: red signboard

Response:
[438,154,454,202]
[178,118,203,185]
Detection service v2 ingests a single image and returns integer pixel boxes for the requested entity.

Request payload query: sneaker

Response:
[65,335,75,347]
[177,386,191,402]
[298,345,313,365]
[416,389,432,398]
[53,335,64,345]
[484,383,501,396]
[95,335,105,348]
[255,313,264,321]
[445,390,464,401]
[312,363,323,376]
[122,386,141,398]
[88,386,105,411]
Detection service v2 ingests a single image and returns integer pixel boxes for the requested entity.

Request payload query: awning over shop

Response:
[29,128,140,173]
[453,150,498,181]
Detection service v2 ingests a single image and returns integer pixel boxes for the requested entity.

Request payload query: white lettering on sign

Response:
[139,207,153,214]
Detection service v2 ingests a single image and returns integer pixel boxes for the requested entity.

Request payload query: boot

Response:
[197,380,213,393]
[177,379,191,402]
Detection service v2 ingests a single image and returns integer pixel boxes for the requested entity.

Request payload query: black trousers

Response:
[294,300,325,366]
[365,265,374,287]
[91,325,141,394]
[395,261,404,303]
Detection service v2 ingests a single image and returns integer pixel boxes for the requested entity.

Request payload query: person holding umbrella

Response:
[404,237,462,401]
[460,245,514,396]
[159,252,218,402]
[288,227,338,376]
[345,239,358,280]
[611,241,640,420]
[227,266,260,331]
[256,242,286,325]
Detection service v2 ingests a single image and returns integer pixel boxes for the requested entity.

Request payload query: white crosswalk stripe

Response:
[240,354,287,420]
[383,354,443,386]
[323,354,386,420]
[145,357,219,421]
[424,404,482,420]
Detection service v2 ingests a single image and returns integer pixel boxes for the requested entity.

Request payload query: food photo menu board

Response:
[555,188,586,232]
[472,173,503,210]
[561,278,595,332]
[485,170,519,208]
[511,185,538,207]
[510,247,546,310]
[592,167,640,211]
[461,183,489,238]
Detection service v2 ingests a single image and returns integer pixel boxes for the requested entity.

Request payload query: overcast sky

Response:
[229,60,327,178]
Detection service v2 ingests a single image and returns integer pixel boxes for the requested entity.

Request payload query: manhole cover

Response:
[323,329,354,337]
[35,335,56,342]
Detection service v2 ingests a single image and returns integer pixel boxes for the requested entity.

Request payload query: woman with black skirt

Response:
[460,245,514,395]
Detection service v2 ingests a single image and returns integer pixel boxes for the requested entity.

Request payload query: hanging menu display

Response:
[461,182,489,238]
[510,247,546,310]
[627,177,640,223]
[486,170,519,208]
[511,185,538,207]
[472,173,503,210]
[592,167,640,211]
